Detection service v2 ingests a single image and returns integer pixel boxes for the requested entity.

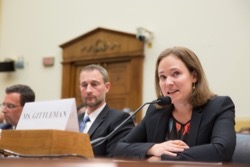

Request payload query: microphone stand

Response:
[90,101,156,148]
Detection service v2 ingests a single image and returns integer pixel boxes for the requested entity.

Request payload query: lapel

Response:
[153,105,174,142]
[88,104,109,137]
[188,107,203,146]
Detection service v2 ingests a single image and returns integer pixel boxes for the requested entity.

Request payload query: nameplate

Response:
[16,98,79,132]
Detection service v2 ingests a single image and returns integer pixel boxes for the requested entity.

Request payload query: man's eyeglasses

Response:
[0,103,22,110]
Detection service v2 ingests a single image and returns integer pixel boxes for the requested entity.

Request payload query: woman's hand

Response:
[147,156,161,162]
[146,140,189,157]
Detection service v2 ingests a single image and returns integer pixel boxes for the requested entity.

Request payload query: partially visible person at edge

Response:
[0,84,35,129]
[78,64,134,157]
[0,111,4,123]
[114,46,236,163]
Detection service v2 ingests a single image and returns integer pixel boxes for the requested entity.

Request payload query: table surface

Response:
[0,157,249,167]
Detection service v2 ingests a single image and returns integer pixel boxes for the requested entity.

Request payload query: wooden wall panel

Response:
[60,27,144,121]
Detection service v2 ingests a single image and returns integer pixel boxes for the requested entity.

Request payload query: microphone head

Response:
[157,96,171,106]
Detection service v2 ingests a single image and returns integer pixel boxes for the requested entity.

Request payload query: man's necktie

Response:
[79,116,90,132]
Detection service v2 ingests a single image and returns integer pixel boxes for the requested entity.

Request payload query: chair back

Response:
[232,133,250,164]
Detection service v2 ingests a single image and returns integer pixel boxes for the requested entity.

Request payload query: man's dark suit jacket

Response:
[114,96,236,162]
[78,104,134,157]
[0,123,12,129]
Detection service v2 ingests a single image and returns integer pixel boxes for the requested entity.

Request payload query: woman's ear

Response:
[192,71,198,82]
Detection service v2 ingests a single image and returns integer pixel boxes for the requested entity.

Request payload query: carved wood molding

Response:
[80,39,120,53]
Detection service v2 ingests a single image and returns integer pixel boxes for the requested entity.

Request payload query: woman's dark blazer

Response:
[114,96,236,162]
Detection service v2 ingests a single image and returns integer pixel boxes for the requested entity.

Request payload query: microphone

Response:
[152,96,172,106]
[90,96,171,147]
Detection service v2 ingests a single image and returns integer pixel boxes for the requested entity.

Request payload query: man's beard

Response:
[83,97,103,107]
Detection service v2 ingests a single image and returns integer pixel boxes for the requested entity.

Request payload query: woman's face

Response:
[158,54,197,105]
